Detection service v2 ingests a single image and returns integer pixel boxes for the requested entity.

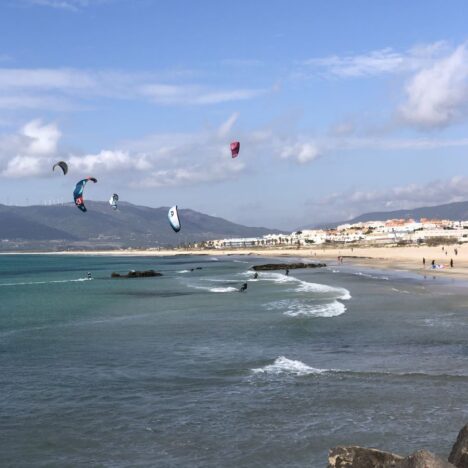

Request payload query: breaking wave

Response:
[0,278,91,287]
[252,356,332,376]
[259,272,351,300]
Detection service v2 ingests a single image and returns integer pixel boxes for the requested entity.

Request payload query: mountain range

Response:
[312,201,468,229]
[0,202,281,251]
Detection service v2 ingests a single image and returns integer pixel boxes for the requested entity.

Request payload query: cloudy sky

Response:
[1,0,468,229]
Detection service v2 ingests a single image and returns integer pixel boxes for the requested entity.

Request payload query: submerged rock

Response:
[399,450,454,467]
[252,262,326,271]
[328,446,403,467]
[111,270,162,278]
[449,424,468,468]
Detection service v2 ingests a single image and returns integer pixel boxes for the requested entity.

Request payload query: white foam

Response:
[185,283,238,293]
[265,299,346,318]
[284,300,347,318]
[0,278,91,287]
[252,356,329,376]
[209,286,238,293]
[178,270,190,273]
[253,271,351,300]
[354,271,389,281]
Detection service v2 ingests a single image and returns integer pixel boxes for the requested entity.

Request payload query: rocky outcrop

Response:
[111,270,162,278]
[399,450,454,467]
[449,424,468,468]
[252,262,326,271]
[328,446,403,467]
[327,424,468,468]
[328,447,454,468]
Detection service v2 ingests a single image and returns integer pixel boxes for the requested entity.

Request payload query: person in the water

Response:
[239,282,248,292]
[253,272,258,279]
[87,272,92,280]
[285,269,289,276]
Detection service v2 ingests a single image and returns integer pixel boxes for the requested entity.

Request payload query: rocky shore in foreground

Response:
[328,423,467,467]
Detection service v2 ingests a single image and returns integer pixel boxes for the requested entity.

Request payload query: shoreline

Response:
[3,244,468,279]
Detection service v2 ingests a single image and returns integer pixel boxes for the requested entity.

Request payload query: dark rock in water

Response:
[111,270,162,278]
[252,262,326,271]
[399,450,454,467]
[328,446,403,467]
[449,424,468,468]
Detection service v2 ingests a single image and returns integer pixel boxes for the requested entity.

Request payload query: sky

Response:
[1,0,468,229]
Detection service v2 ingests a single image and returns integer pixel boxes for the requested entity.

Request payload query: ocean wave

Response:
[250,358,468,381]
[209,286,238,293]
[353,271,389,281]
[0,278,91,287]
[245,271,351,300]
[264,299,346,318]
[284,300,346,318]
[184,283,238,293]
[252,356,331,376]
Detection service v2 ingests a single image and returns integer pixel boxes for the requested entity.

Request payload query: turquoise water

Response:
[1,255,467,466]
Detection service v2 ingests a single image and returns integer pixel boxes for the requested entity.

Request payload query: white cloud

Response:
[2,155,45,177]
[22,119,61,155]
[218,112,239,139]
[0,67,270,109]
[399,44,468,128]
[302,42,447,78]
[21,0,108,11]
[140,83,268,105]
[0,120,61,177]
[280,142,320,164]
[315,176,468,217]
[68,150,151,174]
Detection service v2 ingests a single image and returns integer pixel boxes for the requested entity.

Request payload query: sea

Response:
[1,254,467,467]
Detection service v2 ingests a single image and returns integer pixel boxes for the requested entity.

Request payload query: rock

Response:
[252,262,326,271]
[328,446,403,467]
[449,424,468,468]
[399,450,454,467]
[111,270,162,278]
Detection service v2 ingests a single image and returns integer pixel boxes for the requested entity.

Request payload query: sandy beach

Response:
[8,244,468,279]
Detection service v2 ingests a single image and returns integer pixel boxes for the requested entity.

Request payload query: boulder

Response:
[449,424,468,468]
[328,446,403,467]
[252,262,326,271]
[399,450,454,467]
[111,270,162,278]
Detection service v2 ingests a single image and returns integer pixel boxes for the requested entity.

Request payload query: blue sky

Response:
[2,0,468,229]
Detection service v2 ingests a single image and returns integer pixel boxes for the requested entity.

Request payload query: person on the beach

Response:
[239,282,248,292]
[431,260,435,268]
[423,257,426,267]
[450,258,454,268]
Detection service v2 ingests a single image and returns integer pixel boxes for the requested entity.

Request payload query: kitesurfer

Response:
[285,269,289,276]
[253,272,258,279]
[239,282,248,292]
[87,272,92,280]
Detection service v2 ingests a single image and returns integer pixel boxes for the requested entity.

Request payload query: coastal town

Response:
[206,218,468,249]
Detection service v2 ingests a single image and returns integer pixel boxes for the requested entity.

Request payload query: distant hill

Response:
[0,202,282,251]
[307,201,468,229]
